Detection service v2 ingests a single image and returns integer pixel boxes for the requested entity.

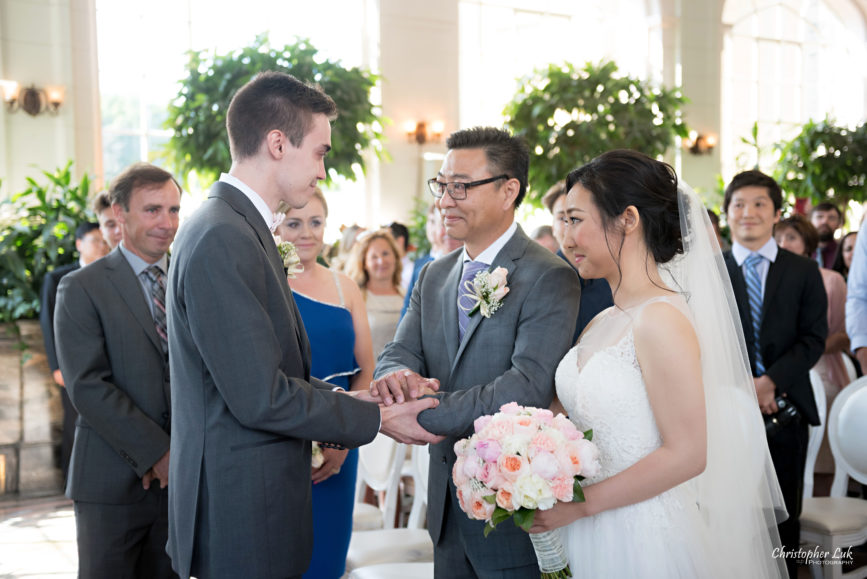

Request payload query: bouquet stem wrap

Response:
[529,530,571,578]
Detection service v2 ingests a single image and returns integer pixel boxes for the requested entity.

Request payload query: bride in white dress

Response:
[530,150,787,578]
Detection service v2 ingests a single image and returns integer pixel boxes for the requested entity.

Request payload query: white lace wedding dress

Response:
[555,296,725,578]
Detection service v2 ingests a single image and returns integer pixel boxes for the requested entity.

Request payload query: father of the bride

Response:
[373,127,581,578]
[166,71,440,579]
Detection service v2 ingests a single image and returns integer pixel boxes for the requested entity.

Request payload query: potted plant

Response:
[162,34,385,188]
[503,60,689,205]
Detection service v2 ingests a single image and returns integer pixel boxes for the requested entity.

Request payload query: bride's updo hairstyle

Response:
[565,149,683,264]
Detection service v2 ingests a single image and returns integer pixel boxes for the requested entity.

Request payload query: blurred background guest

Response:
[833,231,857,280]
[387,221,414,292]
[401,204,463,319]
[541,180,613,340]
[39,221,109,481]
[530,224,559,253]
[274,188,374,579]
[775,214,849,494]
[347,229,405,359]
[92,191,123,249]
[330,223,366,272]
[810,202,843,268]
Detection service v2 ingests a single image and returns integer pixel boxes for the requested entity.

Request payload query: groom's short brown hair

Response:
[226,71,338,161]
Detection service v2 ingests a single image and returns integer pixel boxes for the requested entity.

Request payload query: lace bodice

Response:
[555,296,691,483]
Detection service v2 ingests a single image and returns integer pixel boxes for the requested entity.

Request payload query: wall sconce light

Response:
[1,80,65,116]
[684,130,716,155]
[403,120,444,145]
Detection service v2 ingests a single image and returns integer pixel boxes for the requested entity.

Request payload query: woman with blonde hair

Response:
[346,229,404,359]
[274,188,374,579]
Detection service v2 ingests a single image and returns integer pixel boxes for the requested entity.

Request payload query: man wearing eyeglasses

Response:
[373,127,581,578]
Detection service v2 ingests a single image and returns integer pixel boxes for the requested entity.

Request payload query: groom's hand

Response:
[380,397,445,445]
[371,369,440,405]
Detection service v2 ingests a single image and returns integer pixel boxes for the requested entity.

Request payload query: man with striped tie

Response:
[55,162,181,578]
[722,169,827,578]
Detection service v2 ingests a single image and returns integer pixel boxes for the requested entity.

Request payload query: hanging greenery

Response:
[163,34,385,187]
[503,60,689,205]
[775,118,867,205]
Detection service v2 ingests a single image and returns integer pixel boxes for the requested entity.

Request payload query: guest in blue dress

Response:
[275,188,375,579]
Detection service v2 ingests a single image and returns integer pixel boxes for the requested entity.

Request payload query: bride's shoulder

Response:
[632,296,697,354]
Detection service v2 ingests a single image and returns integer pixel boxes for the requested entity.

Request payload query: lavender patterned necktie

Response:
[458,260,488,341]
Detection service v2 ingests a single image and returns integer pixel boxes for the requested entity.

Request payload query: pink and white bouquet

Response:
[452,402,600,579]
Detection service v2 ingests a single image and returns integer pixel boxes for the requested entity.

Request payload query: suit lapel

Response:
[451,226,527,372]
[210,182,310,377]
[441,256,463,365]
[105,251,163,356]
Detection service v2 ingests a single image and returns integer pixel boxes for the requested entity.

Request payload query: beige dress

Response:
[366,291,404,359]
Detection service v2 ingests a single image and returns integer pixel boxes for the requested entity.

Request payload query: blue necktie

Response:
[458,260,488,341]
[743,253,765,375]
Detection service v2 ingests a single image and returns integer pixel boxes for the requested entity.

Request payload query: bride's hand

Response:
[528,501,586,533]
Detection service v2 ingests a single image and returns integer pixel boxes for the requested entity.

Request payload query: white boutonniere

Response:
[274,236,304,278]
[462,266,510,318]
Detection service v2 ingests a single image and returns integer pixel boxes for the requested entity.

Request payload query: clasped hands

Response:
[351,369,444,445]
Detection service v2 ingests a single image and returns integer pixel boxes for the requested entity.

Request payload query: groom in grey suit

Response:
[166,71,440,579]
[374,127,581,578]
[55,162,181,578]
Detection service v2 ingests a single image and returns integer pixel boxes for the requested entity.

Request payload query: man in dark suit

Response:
[54,163,182,578]
[374,127,581,578]
[541,180,613,339]
[165,71,439,579]
[723,170,827,578]
[40,221,108,480]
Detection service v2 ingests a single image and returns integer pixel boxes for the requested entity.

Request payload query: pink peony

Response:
[498,453,529,482]
[553,414,581,440]
[551,476,575,502]
[462,455,484,480]
[512,415,537,438]
[499,402,522,415]
[478,461,506,489]
[474,414,493,433]
[480,417,513,440]
[453,456,469,486]
[528,432,559,456]
[555,445,582,477]
[529,451,560,480]
[534,408,555,425]
[576,438,601,478]
[475,439,502,463]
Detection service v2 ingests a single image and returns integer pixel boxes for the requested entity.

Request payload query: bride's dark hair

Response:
[565,149,683,264]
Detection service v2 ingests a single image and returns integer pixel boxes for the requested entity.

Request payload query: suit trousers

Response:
[767,418,809,579]
[434,488,539,579]
[74,485,177,579]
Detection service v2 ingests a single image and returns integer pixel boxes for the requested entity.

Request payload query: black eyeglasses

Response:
[427,174,510,200]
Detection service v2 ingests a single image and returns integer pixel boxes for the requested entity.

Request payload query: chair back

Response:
[407,444,430,529]
[803,369,828,499]
[357,433,407,529]
[842,353,858,384]
[828,376,867,496]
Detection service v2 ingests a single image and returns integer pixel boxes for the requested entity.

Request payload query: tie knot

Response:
[461,260,488,282]
[745,253,763,268]
[146,265,164,282]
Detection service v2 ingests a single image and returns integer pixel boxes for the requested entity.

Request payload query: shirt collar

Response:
[118,242,168,276]
[220,173,276,231]
[731,237,778,266]
[460,221,518,266]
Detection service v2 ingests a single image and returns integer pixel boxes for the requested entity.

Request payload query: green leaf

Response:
[572,479,586,502]
[482,494,497,504]
[512,508,536,532]
[583,429,593,441]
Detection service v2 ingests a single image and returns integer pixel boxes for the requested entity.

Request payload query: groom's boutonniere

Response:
[274,236,304,278]
[462,266,510,318]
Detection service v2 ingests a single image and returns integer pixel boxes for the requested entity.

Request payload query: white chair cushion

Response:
[346,528,433,570]
[800,497,867,534]
[348,561,434,579]
[353,503,385,531]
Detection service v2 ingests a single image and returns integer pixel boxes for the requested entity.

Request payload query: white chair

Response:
[348,562,434,579]
[842,354,858,384]
[803,369,829,501]
[346,445,434,573]
[353,434,407,531]
[800,376,867,579]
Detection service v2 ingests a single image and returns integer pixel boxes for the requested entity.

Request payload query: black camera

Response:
[764,395,801,436]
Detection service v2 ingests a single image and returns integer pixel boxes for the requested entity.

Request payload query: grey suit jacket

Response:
[54,249,171,504]
[166,181,381,579]
[376,225,581,570]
